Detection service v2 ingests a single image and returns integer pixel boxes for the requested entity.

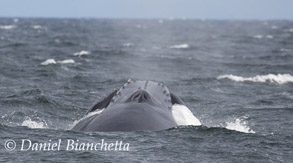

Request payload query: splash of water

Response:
[21,117,48,129]
[225,118,255,134]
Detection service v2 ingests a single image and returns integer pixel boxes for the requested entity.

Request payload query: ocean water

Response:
[0,18,293,162]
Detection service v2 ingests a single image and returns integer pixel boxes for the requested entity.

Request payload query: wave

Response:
[266,35,274,39]
[285,28,293,33]
[57,59,75,64]
[32,25,44,30]
[40,59,75,65]
[253,35,274,39]
[158,19,164,24]
[169,43,189,49]
[271,25,278,29]
[217,74,293,84]
[0,25,16,30]
[280,48,290,52]
[225,118,255,134]
[21,116,48,129]
[40,59,57,65]
[13,18,19,23]
[73,50,90,56]
[123,43,134,47]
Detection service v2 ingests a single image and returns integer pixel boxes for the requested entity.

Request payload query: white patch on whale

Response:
[70,109,105,129]
[171,104,201,126]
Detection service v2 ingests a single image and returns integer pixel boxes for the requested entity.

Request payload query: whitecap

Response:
[253,35,263,39]
[13,18,19,23]
[54,39,61,44]
[217,74,293,84]
[21,117,48,129]
[40,59,57,65]
[280,48,290,52]
[169,43,189,49]
[0,25,16,30]
[73,50,90,56]
[123,43,134,47]
[152,46,161,50]
[135,24,146,29]
[57,59,75,64]
[32,25,43,29]
[158,19,164,24]
[172,104,201,126]
[225,118,255,134]
[271,25,278,29]
[266,35,274,39]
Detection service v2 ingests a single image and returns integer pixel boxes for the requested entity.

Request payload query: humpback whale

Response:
[71,80,200,132]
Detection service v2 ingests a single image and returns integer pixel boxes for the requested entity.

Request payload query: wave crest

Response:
[217,74,293,84]
[169,44,189,49]
[40,59,57,65]
[0,25,16,30]
[73,50,90,56]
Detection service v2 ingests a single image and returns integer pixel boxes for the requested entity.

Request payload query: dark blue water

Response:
[0,18,293,162]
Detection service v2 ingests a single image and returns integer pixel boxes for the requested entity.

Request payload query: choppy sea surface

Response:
[0,18,293,162]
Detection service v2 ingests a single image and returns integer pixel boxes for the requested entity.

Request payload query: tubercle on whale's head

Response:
[109,80,172,108]
[125,89,157,105]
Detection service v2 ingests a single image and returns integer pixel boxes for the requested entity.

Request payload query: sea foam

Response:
[32,25,43,29]
[13,18,19,23]
[286,28,293,33]
[57,59,75,64]
[0,25,16,30]
[41,59,76,65]
[169,44,189,49]
[123,43,134,47]
[73,50,90,56]
[253,35,274,39]
[172,104,201,126]
[217,74,293,84]
[40,59,57,65]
